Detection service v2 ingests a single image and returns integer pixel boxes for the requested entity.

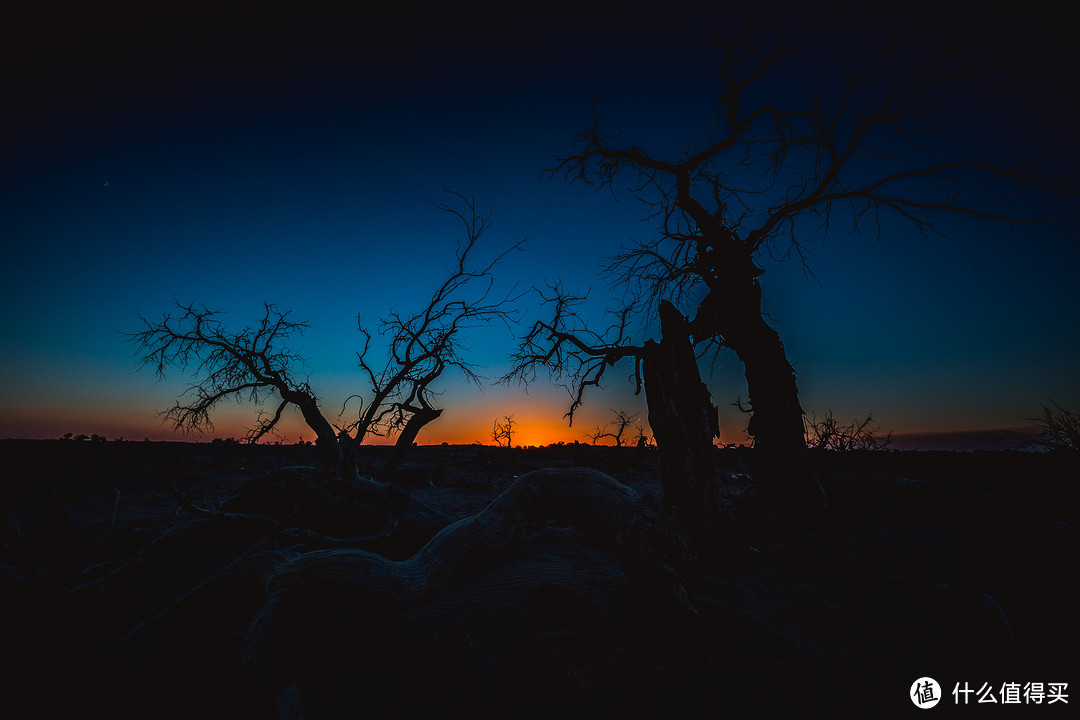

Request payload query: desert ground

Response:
[1,439,1077,717]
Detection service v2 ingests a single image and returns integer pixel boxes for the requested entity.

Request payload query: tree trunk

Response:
[694,277,827,517]
[643,300,727,552]
[282,389,347,476]
[379,406,443,482]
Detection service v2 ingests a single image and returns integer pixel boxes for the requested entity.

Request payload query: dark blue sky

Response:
[2,1,1077,447]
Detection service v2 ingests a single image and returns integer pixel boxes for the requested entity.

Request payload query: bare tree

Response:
[1013,402,1080,453]
[337,196,522,477]
[491,415,515,447]
[586,409,639,447]
[511,30,1073,525]
[130,195,520,482]
[509,281,645,425]
[128,300,344,464]
[805,411,892,453]
[510,294,723,548]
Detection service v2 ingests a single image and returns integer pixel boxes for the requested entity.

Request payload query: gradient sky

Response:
[2,2,1077,449]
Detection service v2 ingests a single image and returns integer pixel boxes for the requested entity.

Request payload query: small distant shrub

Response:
[806,411,892,452]
[585,409,638,447]
[491,415,515,447]
[73,434,89,442]
[1017,403,1079,452]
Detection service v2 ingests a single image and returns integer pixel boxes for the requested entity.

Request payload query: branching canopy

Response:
[805,410,892,452]
[128,301,318,444]
[130,194,522,475]
[340,195,523,443]
[558,33,1073,318]
[504,282,644,425]
[1016,402,1080,452]
[585,409,640,447]
[511,28,1074,424]
[491,415,515,447]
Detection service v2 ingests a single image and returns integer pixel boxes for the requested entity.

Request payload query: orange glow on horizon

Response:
[2,391,1037,451]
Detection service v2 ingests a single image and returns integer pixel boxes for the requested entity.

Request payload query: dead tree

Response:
[643,301,725,547]
[129,194,520,485]
[586,408,639,447]
[128,300,344,466]
[1014,402,1080,453]
[805,411,892,453]
[522,31,1073,519]
[337,197,521,479]
[507,281,644,425]
[490,415,515,447]
[507,287,727,549]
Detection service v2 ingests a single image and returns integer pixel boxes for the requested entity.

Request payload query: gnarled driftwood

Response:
[244,467,698,716]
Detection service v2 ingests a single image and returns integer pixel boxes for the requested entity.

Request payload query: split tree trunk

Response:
[643,300,727,552]
[694,274,826,517]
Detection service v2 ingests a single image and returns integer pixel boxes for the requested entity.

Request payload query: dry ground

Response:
[1,440,1077,717]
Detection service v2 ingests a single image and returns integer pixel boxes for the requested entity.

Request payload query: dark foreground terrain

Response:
[1,439,1077,717]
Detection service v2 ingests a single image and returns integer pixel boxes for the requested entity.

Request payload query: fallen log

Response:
[244,467,698,714]
[222,466,450,558]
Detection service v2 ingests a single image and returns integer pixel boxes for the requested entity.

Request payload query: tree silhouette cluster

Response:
[132,30,1074,532]
[105,29,1080,718]
[505,29,1073,518]
[130,195,520,480]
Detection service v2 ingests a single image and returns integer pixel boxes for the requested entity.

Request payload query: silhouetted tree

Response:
[511,294,724,547]
[491,415,515,446]
[1016,402,1080,453]
[805,411,892,453]
[129,195,520,483]
[586,408,639,447]
[510,31,1073,527]
[336,196,522,478]
[129,300,337,452]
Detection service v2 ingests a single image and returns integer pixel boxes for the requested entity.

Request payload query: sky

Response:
[2,1,1077,450]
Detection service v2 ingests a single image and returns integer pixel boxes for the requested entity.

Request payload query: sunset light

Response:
[2,4,1076,716]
